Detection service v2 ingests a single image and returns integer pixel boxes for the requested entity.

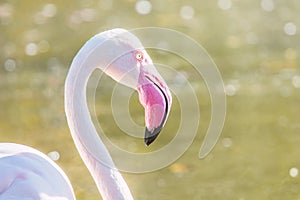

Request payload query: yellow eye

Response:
[135,52,143,60]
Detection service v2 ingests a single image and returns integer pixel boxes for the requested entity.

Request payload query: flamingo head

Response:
[134,50,172,146]
[99,29,172,145]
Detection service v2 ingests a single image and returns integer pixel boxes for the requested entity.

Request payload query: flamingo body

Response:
[0,143,75,200]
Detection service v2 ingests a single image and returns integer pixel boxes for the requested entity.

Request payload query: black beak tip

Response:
[144,127,162,146]
[144,135,157,146]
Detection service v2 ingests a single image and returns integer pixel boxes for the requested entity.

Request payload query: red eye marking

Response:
[135,51,143,61]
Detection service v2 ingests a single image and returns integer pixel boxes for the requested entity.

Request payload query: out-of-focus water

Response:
[1,0,300,199]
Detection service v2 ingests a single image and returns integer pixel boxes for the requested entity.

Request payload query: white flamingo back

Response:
[0,143,75,200]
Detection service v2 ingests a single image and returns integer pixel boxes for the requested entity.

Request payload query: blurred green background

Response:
[0,0,300,199]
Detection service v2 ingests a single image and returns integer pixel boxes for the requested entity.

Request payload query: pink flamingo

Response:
[0,28,172,199]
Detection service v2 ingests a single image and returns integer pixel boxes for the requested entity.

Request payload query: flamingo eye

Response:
[135,52,143,61]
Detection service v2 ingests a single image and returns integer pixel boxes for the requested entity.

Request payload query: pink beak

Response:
[137,65,172,146]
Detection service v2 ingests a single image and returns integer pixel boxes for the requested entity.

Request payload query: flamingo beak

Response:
[144,122,163,146]
[137,67,172,146]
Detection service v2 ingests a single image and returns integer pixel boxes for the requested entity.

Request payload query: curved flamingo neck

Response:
[64,32,134,200]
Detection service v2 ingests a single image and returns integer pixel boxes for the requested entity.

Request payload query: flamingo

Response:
[0,28,172,200]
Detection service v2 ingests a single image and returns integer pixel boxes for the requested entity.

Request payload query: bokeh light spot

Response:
[180,6,194,20]
[225,84,237,96]
[261,0,274,12]
[222,137,233,148]
[48,151,60,161]
[218,0,232,10]
[25,43,38,56]
[135,0,152,15]
[4,59,16,72]
[289,167,298,178]
[284,22,297,36]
